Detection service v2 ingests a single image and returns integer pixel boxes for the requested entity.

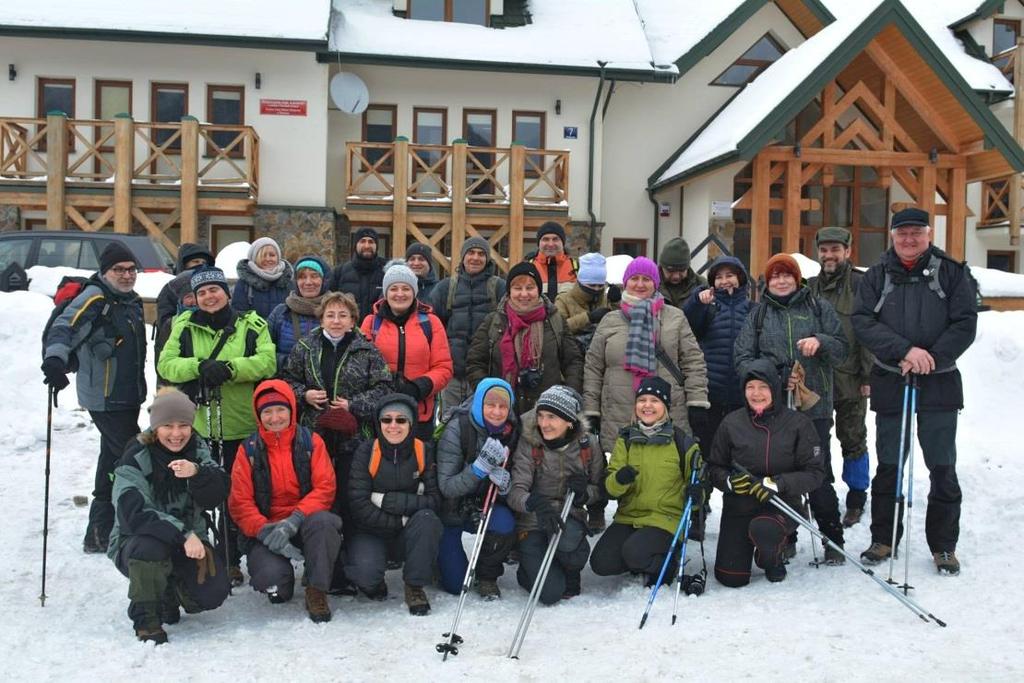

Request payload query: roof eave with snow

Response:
[0,24,328,51]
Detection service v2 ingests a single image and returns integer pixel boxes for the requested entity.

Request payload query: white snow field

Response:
[2,288,1023,681]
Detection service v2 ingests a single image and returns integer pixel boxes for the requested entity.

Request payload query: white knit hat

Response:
[382,259,418,295]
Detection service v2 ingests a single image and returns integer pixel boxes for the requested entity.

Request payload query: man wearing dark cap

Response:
[658,237,707,309]
[853,208,977,576]
[404,242,438,302]
[529,221,578,301]
[808,227,873,528]
[42,241,147,553]
[329,227,386,320]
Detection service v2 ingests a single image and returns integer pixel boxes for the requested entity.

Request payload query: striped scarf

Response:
[621,292,664,390]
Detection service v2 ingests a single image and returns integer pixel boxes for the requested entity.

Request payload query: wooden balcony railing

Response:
[0,113,259,244]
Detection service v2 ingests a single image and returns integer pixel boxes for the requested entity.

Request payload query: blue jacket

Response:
[231,259,294,320]
[267,255,330,370]
[682,256,751,408]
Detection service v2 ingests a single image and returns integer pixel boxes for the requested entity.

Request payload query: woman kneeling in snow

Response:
[590,377,702,586]
[707,358,824,586]
[108,389,230,644]
[507,386,605,604]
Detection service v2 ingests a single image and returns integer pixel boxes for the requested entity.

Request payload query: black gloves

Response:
[589,416,601,437]
[615,465,638,486]
[687,406,710,440]
[607,285,622,304]
[41,357,70,391]
[396,377,432,401]
[686,483,703,507]
[525,491,564,535]
[566,473,589,506]
[588,307,610,324]
[198,359,233,388]
[412,377,433,401]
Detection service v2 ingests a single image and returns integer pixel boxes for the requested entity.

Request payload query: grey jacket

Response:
[507,408,605,533]
[430,264,505,378]
[43,274,147,412]
[733,287,849,421]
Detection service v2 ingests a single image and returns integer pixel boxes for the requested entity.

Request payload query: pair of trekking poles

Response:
[198,383,233,587]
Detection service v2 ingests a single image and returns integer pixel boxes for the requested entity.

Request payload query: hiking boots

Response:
[266,585,291,604]
[933,551,960,576]
[765,564,787,583]
[562,570,582,599]
[405,583,430,616]
[82,528,108,554]
[823,544,846,566]
[860,542,892,565]
[305,586,332,623]
[842,507,864,528]
[228,565,245,587]
[587,509,606,534]
[477,578,501,601]
[135,626,168,645]
[328,574,359,597]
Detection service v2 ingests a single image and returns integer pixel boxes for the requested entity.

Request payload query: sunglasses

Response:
[380,416,410,425]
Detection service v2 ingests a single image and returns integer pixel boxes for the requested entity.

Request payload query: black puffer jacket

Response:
[430,261,505,378]
[852,245,977,413]
[156,243,214,326]
[348,396,441,537]
[707,358,824,515]
[329,255,385,321]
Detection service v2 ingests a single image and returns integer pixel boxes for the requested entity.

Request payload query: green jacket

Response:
[807,262,873,391]
[605,423,701,535]
[108,432,228,560]
[157,309,277,440]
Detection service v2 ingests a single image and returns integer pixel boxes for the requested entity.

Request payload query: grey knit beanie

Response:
[535,385,582,425]
[149,389,196,429]
[382,259,418,295]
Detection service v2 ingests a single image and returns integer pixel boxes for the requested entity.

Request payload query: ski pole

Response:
[639,465,702,629]
[901,377,919,594]
[733,463,946,627]
[888,376,913,584]
[508,492,575,659]
[438,452,509,660]
[40,386,55,607]
[212,386,232,582]
[670,469,705,626]
[805,495,820,566]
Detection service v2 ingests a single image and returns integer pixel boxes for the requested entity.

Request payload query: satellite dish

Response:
[330,72,369,115]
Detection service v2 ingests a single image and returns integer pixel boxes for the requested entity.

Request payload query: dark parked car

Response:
[0,230,175,273]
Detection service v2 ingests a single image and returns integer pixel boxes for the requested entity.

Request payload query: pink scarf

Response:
[500,301,546,386]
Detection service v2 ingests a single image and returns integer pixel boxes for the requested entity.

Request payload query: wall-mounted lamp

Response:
[255,72,262,90]
[8,64,16,82]
[555,99,561,115]
[794,141,802,158]
[929,147,938,164]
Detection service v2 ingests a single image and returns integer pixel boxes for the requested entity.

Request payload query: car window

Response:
[38,239,83,269]
[0,238,32,270]
[80,241,100,270]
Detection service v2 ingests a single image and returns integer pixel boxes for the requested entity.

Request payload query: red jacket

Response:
[361,301,453,423]
[228,378,337,538]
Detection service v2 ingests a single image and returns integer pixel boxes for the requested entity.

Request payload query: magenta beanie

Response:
[623,256,660,289]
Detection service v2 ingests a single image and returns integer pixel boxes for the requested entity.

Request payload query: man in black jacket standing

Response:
[329,227,386,320]
[852,208,977,576]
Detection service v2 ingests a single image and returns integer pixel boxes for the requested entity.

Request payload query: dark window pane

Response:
[0,239,32,269]
[860,187,887,228]
[415,111,444,145]
[38,239,81,268]
[154,87,186,147]
[210,89,243,150]
[859,231,886,266]
[714,64,760,86]
[994,21,1020,55]
[43,83,74,116]
[744,35,784,61]
[987,252,1013,271]
[514,116,542,148]
[827,186,851,225]
[365,108,393,142]
[465,113,494,146]
[410,0,444,20]
[452,0,487,25]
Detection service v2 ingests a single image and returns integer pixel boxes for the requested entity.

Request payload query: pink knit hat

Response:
[623,256,660,289]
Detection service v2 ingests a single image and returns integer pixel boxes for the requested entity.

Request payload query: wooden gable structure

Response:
[651,0,1024,275]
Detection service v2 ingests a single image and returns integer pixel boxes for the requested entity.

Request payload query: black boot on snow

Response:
[135,626,168,645]
[842,507,864,527]
[405,583,430,616]
[765,564,787,583]
[823,544,846,566]
[160,585,181,625]
[562,570,582,599]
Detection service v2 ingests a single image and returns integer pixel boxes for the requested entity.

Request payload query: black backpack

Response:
[40,276,107,373]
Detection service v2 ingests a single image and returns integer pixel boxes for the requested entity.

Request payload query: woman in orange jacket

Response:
[228,378,341,622]
[361,261,453,439]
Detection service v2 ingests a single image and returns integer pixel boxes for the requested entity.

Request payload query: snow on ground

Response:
[972,266,1024,297]
[2,290,1023,680]
[216,241,251,280]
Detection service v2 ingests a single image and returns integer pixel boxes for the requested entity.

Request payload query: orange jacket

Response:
[531,252,577,289]
[228,378,337,538]
[360,301,453,423]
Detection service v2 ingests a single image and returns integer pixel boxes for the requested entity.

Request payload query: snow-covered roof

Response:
[0,0,332,46]
[652,0,1018,188]
[632,1,748,66]
[330,0,676,79]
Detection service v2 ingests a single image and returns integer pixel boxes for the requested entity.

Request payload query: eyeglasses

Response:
[380,416,410,425]
[110,266,137,276]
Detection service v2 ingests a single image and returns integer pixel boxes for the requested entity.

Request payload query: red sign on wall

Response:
[259,99,308,116]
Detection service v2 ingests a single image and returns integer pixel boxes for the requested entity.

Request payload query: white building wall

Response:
[599,3,805,258]
[0,36,329,207]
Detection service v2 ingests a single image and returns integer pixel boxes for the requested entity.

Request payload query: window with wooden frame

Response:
[987,249,1017,272]
[513,110,546,177]
[463,108,496,195]
[408,0,489,26]
[613,238,647,258]
[211,224,255,254]
[36,77,76,150]
[711,33,786,87]
[413,107,448,184]
[980,177,1010,226]
[94,79,132,171]
[362,104,397,172]
[150,82,189,150]
[206,85,245,158]
[993,18,1021,74]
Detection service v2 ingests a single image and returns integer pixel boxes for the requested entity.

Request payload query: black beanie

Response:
[353,227,380,244]
[507,261,543,291]
[536,221,566,245]
[636,376,672,409]
[99,241,137,274]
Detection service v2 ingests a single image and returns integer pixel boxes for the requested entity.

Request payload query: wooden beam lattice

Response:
[406,220,454,275]
[345,142,395,197]
[133,123,183,182]
[66,120,116,180]
[0,119,47,178]
[407,144,452,199]
[465,147,510,202]
[523,150,569,204]
[65,205,115,232]
[131,206,182,255]
[465,221,512,273]
[197,126,253,186]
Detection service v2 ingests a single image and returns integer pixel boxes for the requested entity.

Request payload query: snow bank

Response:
[605,254,634,285]
[26,265,173,300]
[216,241,251,280]
[971,266,1024,297]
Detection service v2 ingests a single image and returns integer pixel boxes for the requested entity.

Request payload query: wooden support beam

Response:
[180,116,199,244]
[509,144,526,266]
[392,136,409,258]
[450,140,467,273]
[114,114,133,233]
[784,159,801,254]
[761,146,965,168]
[919,163,937,219]
[1011,37,1024,246]
[45,112,67,228]
[750,154,772,277]
[947,166,967,260]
